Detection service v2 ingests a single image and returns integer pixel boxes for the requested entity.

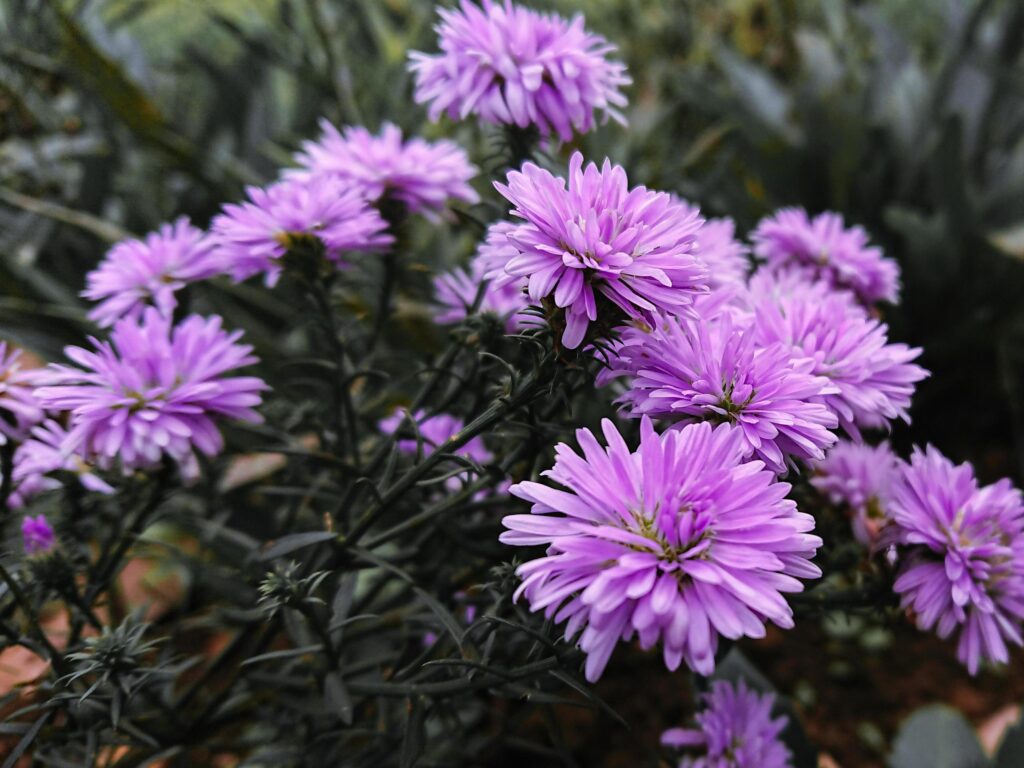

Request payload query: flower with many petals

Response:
[288,122,478,219]
[0,343,42,444]
[409,0,630,141]
[751,208,900,305]
[379,409,492,465]
[812,440,902,545]
[609,314,838,473]
[662,680,792,768]
[696,217,750,289]
[434,259,528,331]
[888,446,1024,674]
[36,309,267,479]
[83,218,220,327]
[502,418,822,680]
[745,272,927,436]
[495,152,707,348]
[211,177,392,287]
[10,420,114,506]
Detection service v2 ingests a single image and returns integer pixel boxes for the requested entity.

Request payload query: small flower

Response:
[409,0,630,141]
[22,514,55,556]
[0,342,43,444]
[751,207,900,305]
[35,309,267,479]
[502,418,822,680]
[11,420,115,504]
[433,257,528,330]
[211,177,392,287]
[83,218,220,328]
[495,152,707,348]
[610,314,838,473]
[474,221,525,291]
[662,680,792,768]
[379,409,491,465]
[746,272,928,436]
[696,216,750,289]
[888,446,1024,674]
[288,121,479,219]
[812,440,902,545]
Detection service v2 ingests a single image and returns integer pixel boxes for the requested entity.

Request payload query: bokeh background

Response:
[2,1,1023,764]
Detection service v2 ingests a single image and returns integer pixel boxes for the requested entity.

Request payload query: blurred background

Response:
[2,1,1023,764]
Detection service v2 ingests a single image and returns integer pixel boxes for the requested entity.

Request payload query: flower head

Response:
[610,314,838,473]
[662,680,792,768]
[434,258,528,331]
[22,514,55,556]
[409,0,630,141]
[888,446,1024,673]
[751,208,900,305]
[10,420,115,505]
[35,309,267,479]
[83,218,220,327]
[474,221,525,291]
[812,440,902,545]
[0,343,42,444]
[696,217,750,289]
[495,152,707,348]
[211,177,392,287]
[379,409,491,465]
[746,272,927,436]
[502,418,822,680]
[288,121,478,219]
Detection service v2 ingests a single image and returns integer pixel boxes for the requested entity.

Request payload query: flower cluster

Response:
[83,218,220,327]
[35,309,266,479]
[495,152,707,348]
[409,0,630,141]
[502,418,821,680]
[662,680,792,768]
[887,446,1024,674]
[288,121,479,219]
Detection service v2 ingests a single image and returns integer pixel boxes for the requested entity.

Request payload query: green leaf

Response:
[324,671,353,726]
[889,705,989,768]
[261,531,338,560]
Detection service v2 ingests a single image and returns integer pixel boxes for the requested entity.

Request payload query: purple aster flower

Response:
[888,446,1024,674]
[0,343,43,444]
[10,420,115,506]
[746,272,928,436]
[287,121,479,219]
[495,152,708,349]
[408,0,630,141]
[35,309,267,480]
[609,314,838,473]
[83,218,221,328]
[696,216,750,289]
[474,221,525,291]
[379,409,491,465]
[433,259,529,331]
[211,177,392,287]
[751,208,900,305]
[22,514,55,556]
[502,418,822,681]
[662,680,792,768]
[812,440,903,545]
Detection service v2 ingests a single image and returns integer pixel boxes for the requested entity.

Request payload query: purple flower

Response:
[433,259,529,331]
[746,272,928,436]
[0,343,43,444]
[610,314,838,473]
[35,309,267,479]
[211,177,392,287]
[22,514,55,556]
[662,680,792,768]
[502,418,822,680]
[409,0,630,141]
[812,440,902,545]
[495,152,707,348]
[751,208,900,305]
[474,221,525,291]
[696,216,750,289]
[83,218,221,328]
[379,409,491,465]
[288,121,479,219]
[10,420,115,506]
[888,446,1024,674]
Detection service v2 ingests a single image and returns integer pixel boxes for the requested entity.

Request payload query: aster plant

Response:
[4,6,1017,765]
